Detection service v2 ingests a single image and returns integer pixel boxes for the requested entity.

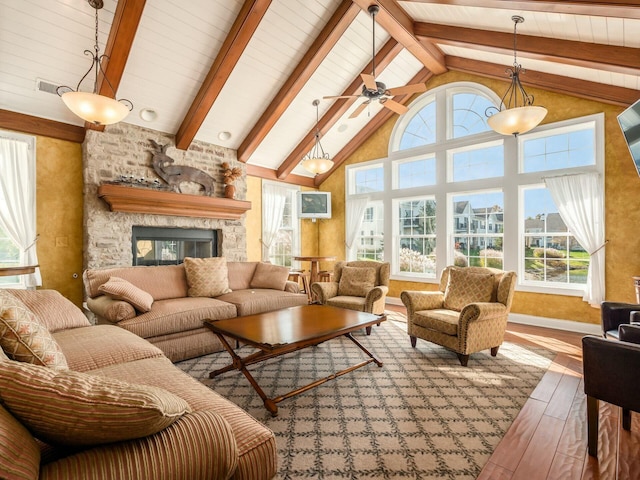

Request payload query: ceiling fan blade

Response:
[323,94,360,100]
[380,98,408,115]
[361,73,377,91]
[386,83,427,96]
[349,101,369,119]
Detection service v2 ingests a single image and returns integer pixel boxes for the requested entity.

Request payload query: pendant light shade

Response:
[301,99,333,175]
[57,0,132,126]
[486,16,547,136]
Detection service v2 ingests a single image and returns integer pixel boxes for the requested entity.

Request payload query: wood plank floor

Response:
[386,305,640,479]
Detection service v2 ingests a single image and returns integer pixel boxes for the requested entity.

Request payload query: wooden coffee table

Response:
[204,305,385,416]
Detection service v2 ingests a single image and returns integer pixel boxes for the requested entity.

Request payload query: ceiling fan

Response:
[324,4,427,119]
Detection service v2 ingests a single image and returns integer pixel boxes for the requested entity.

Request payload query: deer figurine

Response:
[149,140,215,196]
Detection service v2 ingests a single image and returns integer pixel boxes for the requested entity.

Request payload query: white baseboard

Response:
[386,297,601,335]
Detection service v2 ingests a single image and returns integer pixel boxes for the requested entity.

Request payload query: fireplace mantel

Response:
[97,184,251,220]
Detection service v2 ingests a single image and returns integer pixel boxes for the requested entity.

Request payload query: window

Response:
[397,97,436,150]
[396,197,436,276]
[263,183,299,267]
[448,141,504,182]
[355,201,384,261]
[450,91,493,139]
[349,164,384,194]
[0,225,21,286]
[394,155,436,189]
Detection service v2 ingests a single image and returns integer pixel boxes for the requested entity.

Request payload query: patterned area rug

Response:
[177,312,554,479]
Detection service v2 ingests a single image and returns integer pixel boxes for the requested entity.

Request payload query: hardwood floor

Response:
[385,305,640,479]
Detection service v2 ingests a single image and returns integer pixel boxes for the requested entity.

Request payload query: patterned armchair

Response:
[311,261,390,334]
[401,266,517,366]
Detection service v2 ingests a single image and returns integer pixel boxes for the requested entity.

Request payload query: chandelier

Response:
[57,0,133,126]
[485,16,547,136]
[300,100,333,175]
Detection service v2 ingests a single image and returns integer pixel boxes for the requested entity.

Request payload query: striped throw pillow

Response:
[0,360,192,446]
[0,403,40,480]
[98,276,154,312]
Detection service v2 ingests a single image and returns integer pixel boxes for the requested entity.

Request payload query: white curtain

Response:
[261,183,289,261]
[345,197,369,256]
[544,172,605,306]
[0,136,41,286]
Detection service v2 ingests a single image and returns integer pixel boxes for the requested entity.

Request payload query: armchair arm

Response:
[400,291,444,316]
[40,411,239,480]
[458,302,508,330]
[601,302,640,337]
[311,282,339,304]
[619,323,640,344]
[364,285,388,313]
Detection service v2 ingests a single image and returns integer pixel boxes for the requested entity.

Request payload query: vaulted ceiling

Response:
[2,0,639,188]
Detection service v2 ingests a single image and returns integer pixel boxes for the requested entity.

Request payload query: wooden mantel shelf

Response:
[97,184,251,220]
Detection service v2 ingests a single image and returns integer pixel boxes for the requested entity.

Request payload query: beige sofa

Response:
[0,288,277,479]
[84,261,308,362]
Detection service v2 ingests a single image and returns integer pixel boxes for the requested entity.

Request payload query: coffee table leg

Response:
[345,333,383,367]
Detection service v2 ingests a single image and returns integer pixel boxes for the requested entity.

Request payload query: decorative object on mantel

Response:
[104,175,173,191]
[149,140,216,196]
[221,162,242,199]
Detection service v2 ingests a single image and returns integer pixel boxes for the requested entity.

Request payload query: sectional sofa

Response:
[0,288,277,479]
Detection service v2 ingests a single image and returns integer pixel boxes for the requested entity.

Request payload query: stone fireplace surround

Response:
[83,123,248,270]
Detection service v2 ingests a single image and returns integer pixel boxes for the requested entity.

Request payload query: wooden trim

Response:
[401,0,640,19]
[446,56,640,107]
[245,164,316,188]
[314,68,434,186]
[277,40,404,179]
[351,0,447,74]
[0,110,85,143]
[90,0,146,132]
[415,22,640,76]
[0,266,37,277]
[97,184,251,219]
[175,0,271,150]
[237,0,360,163]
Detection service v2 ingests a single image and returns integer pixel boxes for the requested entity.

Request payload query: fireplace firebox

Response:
[132,226,219,266]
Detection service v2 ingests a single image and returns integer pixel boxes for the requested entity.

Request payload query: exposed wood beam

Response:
[175,0,271,150]
[89,0,146,132]
[446,56,639,106]
[245,164,317,188]
[237,0,360,163]
[0,110,86,144]
[351,0,446,74]
[415,22,640,76]
[401,1,640,20]
[277,39,404,179]
[314,68,434,186]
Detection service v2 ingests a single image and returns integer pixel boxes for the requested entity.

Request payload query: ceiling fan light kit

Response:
[485,15,547,136]
[57,0,133,126]
[301,99,333,175]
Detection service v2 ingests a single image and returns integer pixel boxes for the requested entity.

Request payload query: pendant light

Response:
[300,100,333,175]
[57,0,133,126]
[485,16,547,136]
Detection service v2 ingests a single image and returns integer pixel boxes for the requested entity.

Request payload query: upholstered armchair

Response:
[583,324,640,457]
[600,301,640,339]
[311,261,390,334]
[401,266,517,366]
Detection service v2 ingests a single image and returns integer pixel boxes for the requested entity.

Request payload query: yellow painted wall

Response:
[35,136,84,306]
[313,70,640,326]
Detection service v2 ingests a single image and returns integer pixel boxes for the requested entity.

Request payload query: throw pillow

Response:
[183,257,232,297]
[338,266,376,297]
[0,360,192,447]
[6,289,91,332]
[249,263,290,291]
[443,268,495,312]
[98,276,154,312]
[0,403,41,480]
[0,290,68,369]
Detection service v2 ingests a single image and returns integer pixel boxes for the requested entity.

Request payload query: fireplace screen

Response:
[132,227,218,266]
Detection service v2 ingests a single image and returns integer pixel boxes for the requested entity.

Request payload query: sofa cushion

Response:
[0,290,68,369]
[338,266,376,297]
[443,268,495,312]
[0,403,40,480]
[86,295,137,322]
[98,276,154,312]
[6,289,91,333]
[216,289,309,316]
[0,360,191,447]
[412,309,460,336]
[250,262,289,290]
[227,261,258,291]
[184,257,232,297]
[84,265,188,301]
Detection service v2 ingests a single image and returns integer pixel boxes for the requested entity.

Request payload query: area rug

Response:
[177,314,554,479]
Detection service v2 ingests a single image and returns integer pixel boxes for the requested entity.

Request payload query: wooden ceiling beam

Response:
[89,0,146,132]
[415,22,640,76]
[351,0,447,74]
[446,56,640,106]
[245,164,317,188]
[276,39,404,179]
[402,1,640,19]
[175,0,271,150]
[0,110,86,144]
[314,68,434,186]
[237,0,360,163]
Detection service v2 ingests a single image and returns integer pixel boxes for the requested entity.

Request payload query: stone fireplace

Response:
[83,123,248,270]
